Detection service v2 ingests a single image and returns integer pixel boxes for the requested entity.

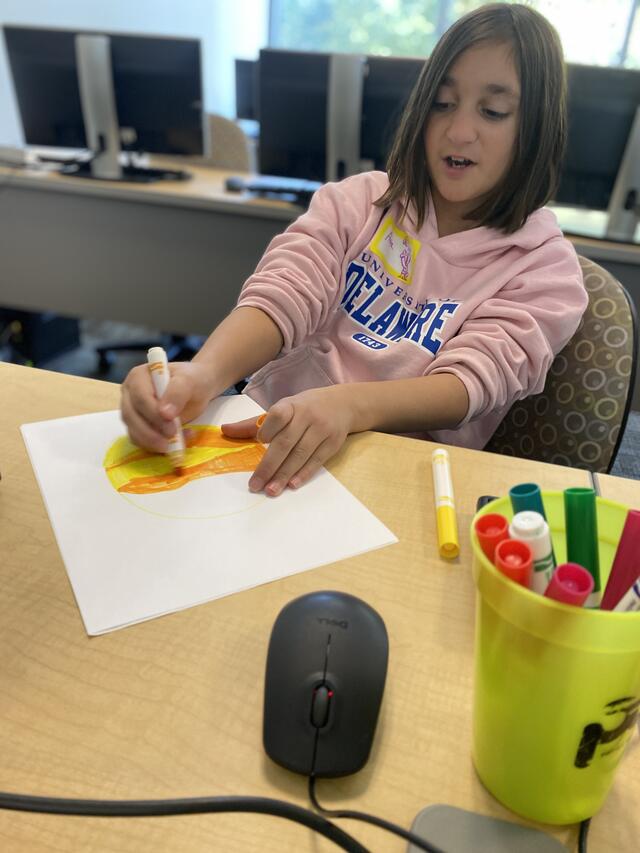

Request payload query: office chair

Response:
[484,255,638,473]
[95,115,252,372]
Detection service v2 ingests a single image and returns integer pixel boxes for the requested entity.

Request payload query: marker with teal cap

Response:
[509,482,556,565]
[564,487,601,608]
[509,482,547,518]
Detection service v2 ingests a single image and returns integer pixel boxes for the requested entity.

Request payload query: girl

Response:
[121,3,587,497]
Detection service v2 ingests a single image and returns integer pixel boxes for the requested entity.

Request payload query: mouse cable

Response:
[578,818,590,853]
[308,775,447,853]
[0,791,370,853]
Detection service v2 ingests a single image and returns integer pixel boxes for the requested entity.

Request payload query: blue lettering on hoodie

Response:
[341,261,461,354]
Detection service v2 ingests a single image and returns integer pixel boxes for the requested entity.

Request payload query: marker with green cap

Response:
[564,487,601,608]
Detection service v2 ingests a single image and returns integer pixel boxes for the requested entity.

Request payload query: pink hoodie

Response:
[237,171,587,449]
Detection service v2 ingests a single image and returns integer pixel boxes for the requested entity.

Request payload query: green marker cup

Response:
[564,487,601,608]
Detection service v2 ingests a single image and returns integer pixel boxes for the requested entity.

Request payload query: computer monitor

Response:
[257,48,364,183]
[555,63,640,212]
[235,58,258,121]
[257,49,423,181]
[258,48,329,181]
[360,55,423,171]
[3,25,204,181]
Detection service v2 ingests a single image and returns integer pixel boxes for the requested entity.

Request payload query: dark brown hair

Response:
[375,3,567,234]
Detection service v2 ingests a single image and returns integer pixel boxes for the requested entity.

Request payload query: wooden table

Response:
[595,472,640,509]
[1,362,638,852]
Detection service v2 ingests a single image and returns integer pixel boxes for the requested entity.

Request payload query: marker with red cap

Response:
[600,509,640,610]
[474,513,509,562]
[544,563,594,608]
[494,539,533,588]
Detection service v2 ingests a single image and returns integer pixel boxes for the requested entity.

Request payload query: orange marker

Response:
[256,414,267,430]
[147,347,186,469]
[494,539,533,588]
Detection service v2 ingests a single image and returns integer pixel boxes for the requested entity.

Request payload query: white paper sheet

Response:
[21,396,397,634]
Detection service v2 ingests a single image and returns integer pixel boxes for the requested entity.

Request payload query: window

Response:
[269,0,640,68]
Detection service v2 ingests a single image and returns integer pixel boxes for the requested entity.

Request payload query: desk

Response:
[3,163,640,338]
[1,362,638,852]
[0,162,296,336]
[595,472,640,508]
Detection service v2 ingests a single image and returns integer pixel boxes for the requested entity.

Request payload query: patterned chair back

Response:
[484,255,638,473]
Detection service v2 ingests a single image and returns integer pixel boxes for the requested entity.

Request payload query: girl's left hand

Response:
[221,387,356,496]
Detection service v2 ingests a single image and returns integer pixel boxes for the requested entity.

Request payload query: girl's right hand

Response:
[120,360,216,453]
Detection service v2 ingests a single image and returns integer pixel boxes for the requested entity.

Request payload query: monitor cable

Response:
[308,774,445,853]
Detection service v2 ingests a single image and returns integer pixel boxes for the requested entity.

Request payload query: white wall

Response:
[0,0,268,145]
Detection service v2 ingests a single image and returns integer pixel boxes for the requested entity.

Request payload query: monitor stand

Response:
[606,105,640,243]
[73,33,190,184]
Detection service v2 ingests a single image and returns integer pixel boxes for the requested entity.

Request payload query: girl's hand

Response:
[121,360,216,453]
[221,387,356,496]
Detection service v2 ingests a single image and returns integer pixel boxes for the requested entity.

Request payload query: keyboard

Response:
[225,174,322,206]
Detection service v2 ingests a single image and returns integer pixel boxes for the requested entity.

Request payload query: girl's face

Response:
[424,41,520,233]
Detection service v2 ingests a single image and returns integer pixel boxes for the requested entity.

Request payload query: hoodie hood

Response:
[420,195,564,270]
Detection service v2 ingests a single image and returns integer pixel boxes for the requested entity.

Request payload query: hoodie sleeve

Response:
[426,239,588,425]
[236,173,387,353]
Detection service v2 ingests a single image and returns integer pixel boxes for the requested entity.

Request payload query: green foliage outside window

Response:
[270,0,481,58]
[270,0,640,67]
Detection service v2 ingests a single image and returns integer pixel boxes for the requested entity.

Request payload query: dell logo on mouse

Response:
[317,617,348,629]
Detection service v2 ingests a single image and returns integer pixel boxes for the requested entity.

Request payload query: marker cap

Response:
[474,513,509,562]
[509,482,546,519]
[509,510,556,593]
[494,539,533,588]
[600,509,640,610]
[544,563,594,607]
[564,488,601,604]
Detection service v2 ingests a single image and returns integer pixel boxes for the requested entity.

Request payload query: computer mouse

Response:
[263,590,388,778]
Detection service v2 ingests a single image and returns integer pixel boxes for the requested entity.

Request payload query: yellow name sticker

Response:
[370,215,421,285]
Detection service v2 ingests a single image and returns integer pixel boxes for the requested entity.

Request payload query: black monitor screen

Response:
[3,25,204,156]
[4,27,86,148]
[258,48,329,181]
[112,36,203,155]
[235,58,258,121]
[360,55,423,170]
[555,64,640,210]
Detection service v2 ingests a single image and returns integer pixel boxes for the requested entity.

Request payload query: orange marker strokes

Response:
[104,426,266,494]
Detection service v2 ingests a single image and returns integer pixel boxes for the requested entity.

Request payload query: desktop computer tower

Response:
[0,309,80,365]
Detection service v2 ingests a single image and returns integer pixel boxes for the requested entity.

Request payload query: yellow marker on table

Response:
[431,447,460,559]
